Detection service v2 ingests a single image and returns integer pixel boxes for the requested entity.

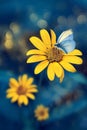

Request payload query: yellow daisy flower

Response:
[34,105,49,121]
[26,29,83,82]
[6,74,38,106]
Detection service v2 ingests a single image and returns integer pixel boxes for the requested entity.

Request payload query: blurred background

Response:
[0,0,87,130]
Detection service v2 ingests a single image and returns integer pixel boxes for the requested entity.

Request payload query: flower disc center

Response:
[39,110,46,116]
[47,47,64,62]
[17,86,27,95]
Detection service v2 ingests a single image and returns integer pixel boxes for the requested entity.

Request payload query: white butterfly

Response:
[56,29,76,53]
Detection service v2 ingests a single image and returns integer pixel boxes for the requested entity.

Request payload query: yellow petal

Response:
[18,95,28,106]
[26,93,35,100]
[27,86,37,93]
[6,93,16,98]
[47,63,55,81]
[59,70,64,83]
[40,29,51,48]
[27,88,38,93]
[22,74,28,81]
[27,85,37,89]
[26,49,46,56]
[23,97,28,105]
[27,55,47,63]
[22,74,28,86]
[67,49,82,56]
[6,88,16,93]
[36,105,44,110]
[60,61,76,72]
[50,29,56,45]
[53,62,63,77]
[28,84,36,87]
[9,78,19,88]
[18,96,23,106]
[25,78,34,87]
[63,55,83,64]
[37,117,43,121]
[34,60,49,74]
[11,95,18,103]
[30,37,46,51]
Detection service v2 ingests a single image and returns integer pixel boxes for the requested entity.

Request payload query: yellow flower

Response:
[34,105,49,121]
[6,74,38,106]
[26,29,83,82]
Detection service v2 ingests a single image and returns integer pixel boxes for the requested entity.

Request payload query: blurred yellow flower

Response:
[34,105,49,121]
[26,29,83,82]
[6,74,38,106]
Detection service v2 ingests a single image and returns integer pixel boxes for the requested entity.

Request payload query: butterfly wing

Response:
[57,29,76,53]
[58,29,73,43]
[58,40,76,53]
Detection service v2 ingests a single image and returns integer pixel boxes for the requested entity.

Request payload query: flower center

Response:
[39,110,45,116]
[17,86,27,95]
[47,47,64,62]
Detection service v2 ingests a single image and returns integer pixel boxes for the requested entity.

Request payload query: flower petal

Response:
[6,88,16,93]
[34,60,49,74]
[26,49,46,56]
[28,85,37,90]
[60,61,76,72]
[50,29,56,45]
[11,95,18,103]
[26,93,35,100]
[29,37,46,51]
[59,70,64,83]
[47,63,55,81]
[23,96,28,105]
[27,88,38,93]
[22,74,28,86]
[18,95,28,106]
[9,78,19,88]
[40,29,51,48]
[27,55,47,63]
[67,49,82,56]
[53,62,63,77]
[26,78,34,86]
[6,93,17,98]
[63,55,83,64]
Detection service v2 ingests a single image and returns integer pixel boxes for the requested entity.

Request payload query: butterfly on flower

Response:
[55,29,76,53]
[26,29,83,82]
